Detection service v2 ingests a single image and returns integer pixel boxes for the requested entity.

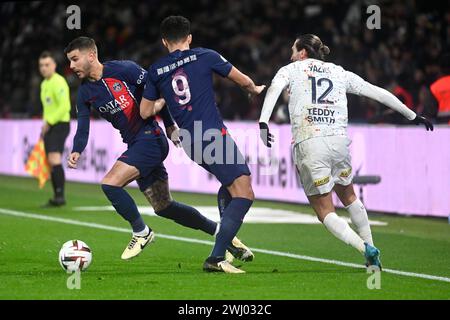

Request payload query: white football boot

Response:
[121,230,155,260]
[203,257,246,274]
[225,237,254,263]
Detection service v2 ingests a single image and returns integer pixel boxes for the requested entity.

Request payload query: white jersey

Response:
[273,58,363,143]
[259,58,416,144]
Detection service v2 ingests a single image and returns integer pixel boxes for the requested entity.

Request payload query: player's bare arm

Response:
[227,66,266,96]
[139,97,166,119]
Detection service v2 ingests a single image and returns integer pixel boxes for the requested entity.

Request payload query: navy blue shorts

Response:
[183,133,251,186]
[118,130,169,191]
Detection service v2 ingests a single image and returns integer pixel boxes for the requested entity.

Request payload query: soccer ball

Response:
[58,240,92,272]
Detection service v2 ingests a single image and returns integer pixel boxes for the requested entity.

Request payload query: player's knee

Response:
[346,189,358,205]
[231,186,254,201]
[344,195,358,207]
[244,186,255,201]
[101,175,120,186]
[101,184,119,197]
[317,213,326,223]
[317,210,333,223]
[49,161,59,168]
[239,180,254,200]
[47,153,61,167]
[340,186,357,206]
[229,176,254,200]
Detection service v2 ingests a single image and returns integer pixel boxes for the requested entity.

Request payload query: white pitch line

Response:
[1,207,450,284]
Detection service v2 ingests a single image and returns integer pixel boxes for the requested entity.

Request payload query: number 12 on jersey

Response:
[308,76,334,105]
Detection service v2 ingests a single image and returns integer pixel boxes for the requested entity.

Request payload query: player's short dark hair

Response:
[160,15,191,43]
[39,51,55,61]
[64,36,97,55]
[295,34,330,61]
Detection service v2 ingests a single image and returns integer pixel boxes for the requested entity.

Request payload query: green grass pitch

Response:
[0,175,449,300]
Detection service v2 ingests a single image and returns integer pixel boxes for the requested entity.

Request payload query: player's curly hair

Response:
[295,34,330,61]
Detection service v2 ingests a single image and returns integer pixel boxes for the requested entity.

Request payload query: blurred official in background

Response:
[38,51,71,207]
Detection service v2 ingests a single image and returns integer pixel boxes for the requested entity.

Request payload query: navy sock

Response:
[210,198,253,258]
[217,185,232,217]
[156,201,217,235]
[101,184,147,233]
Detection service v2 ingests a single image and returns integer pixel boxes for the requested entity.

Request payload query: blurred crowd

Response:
[1,0,449,124]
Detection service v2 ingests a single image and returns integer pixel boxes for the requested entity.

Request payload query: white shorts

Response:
[293,135,353,196]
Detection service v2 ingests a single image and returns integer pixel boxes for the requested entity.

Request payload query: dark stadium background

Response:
[1,0,448,124]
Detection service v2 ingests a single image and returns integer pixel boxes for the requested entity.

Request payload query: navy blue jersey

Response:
[72,60,173,153]
[143,48,232,141]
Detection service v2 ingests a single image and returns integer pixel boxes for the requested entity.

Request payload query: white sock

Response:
[133,225,149,237]
[346,199,373,246]
[323,212,365,254]
[214,222,221,237]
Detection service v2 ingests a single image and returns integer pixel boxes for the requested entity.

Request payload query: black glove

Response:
[259,122,274,147]
[412,115,434,131]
